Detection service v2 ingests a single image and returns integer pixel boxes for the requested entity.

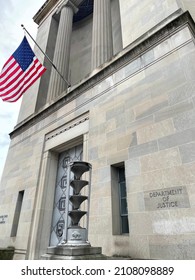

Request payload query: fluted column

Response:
[47,0,78,101]
[91,0,113,70]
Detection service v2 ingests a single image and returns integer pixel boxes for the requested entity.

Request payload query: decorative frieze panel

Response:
[45,114,89,141]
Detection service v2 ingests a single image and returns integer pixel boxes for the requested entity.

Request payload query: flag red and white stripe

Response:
[0,36,46,102]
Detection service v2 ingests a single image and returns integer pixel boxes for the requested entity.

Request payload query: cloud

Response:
[0,0,47,65]
[0,112,12,119]
[0,0,13,19]
[0,134,10,147]
[0,102,21,132]
[0,1,15,61]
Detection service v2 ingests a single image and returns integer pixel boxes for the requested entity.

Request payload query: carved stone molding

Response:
[45,113,89,141]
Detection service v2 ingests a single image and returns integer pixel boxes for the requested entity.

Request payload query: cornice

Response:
[33,0,60,25]
[33,0,83,25]
[10,11,195,139]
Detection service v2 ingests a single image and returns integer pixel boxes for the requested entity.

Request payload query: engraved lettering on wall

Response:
[144,186,190,211]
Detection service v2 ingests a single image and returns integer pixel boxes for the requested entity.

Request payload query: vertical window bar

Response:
[118,167,129,234]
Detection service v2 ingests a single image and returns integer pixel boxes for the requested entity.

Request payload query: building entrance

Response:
[49,144,83,246]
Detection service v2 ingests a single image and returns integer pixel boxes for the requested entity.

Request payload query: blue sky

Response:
[0,0,46,180]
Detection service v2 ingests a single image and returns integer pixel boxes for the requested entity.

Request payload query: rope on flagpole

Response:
[21,24,71,88]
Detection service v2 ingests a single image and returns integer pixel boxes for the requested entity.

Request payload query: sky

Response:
[0,0,47,181]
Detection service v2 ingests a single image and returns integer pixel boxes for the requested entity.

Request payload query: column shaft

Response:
[91,0,113,70]
[48,5,73,101]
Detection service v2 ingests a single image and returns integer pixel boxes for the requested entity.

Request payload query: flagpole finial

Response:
[21,24,25,31]
[21,24,26,36]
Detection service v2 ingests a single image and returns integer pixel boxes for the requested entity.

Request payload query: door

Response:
[49,144,83,246]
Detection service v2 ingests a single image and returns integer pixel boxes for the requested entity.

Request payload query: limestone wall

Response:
[88,24,195,259]
[119,0,180,48]
[17,0,195,125]
[70,15,93,85]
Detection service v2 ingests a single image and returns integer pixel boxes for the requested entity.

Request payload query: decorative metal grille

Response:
[50,144,83,246]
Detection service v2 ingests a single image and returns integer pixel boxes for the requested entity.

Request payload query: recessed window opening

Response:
[118,167,129,234]
[111,164,129,235]
[10,190,24,237]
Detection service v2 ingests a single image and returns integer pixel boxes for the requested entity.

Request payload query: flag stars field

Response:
[13,39,35,71]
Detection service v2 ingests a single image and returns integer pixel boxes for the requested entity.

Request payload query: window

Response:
[111,164,129,235]
[118,167,129,234]
[11,190,24,237]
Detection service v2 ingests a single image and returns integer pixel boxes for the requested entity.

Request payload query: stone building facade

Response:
[1,0,195,259]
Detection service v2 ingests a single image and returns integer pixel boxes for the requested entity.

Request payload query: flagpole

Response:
[21,24,71,87]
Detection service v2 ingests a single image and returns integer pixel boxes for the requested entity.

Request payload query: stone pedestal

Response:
[41,246,107,260]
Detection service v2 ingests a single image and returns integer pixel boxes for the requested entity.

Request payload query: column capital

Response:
[56,0,78,15]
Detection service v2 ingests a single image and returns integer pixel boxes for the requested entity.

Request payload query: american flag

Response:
[0,36,46,102]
